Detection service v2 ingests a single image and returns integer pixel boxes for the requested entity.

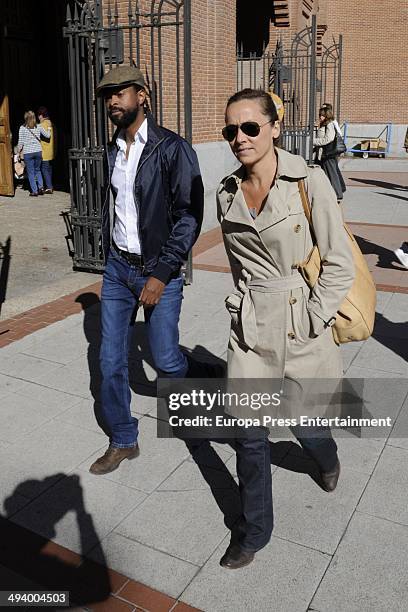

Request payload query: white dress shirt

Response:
[111,118,148,253]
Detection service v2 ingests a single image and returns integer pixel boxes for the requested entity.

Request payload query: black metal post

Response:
[308,15,317,163]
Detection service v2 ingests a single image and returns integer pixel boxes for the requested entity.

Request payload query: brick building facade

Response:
[0,1,406,199]
[264,0,408,125]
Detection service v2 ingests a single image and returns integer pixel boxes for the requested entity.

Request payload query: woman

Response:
[17,111,50,196]
[314,106,346,202]
[215,89,354,569]
[38,106,55,194]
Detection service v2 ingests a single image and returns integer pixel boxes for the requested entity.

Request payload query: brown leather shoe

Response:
[321,459,341,492]
[219,544,255,569]
[89,444,139,475]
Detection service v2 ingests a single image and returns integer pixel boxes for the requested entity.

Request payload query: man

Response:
[89,66,204,475]
[37,106,55,194]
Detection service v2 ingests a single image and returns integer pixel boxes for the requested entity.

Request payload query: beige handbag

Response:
[298,179,376,344]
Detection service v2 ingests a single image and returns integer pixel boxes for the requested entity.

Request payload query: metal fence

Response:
[64,0,192,279]
[237,15,342,162]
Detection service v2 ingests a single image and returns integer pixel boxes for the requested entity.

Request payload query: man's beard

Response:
[108,107,139,128]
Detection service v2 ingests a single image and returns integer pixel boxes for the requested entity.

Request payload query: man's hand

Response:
[139,276,166,307]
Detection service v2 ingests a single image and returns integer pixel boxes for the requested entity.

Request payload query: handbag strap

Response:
[25,126,41,143]
[298,179,317,244]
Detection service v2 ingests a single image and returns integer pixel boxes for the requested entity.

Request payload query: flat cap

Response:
[96,65,146,96]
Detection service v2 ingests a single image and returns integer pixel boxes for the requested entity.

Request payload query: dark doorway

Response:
[0,0,72,190]
[236,0,274,55]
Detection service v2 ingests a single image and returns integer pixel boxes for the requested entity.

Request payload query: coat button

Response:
[294,224,302,233]
[227,194,234,203]
[289,297,297,305]
[288,331,296,339]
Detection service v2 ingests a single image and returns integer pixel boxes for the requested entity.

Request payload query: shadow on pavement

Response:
[375,191,408,203]
[349,177,408,191]
[0,474,110,608]
[373,312,408,363]
[0,236,11,317]
[75,292,227,437]
[354,235,402,270]
[60,211,75,259]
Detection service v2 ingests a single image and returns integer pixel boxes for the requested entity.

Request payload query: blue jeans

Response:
[41,160,53,190]
[24,152,43,193]
[100,248,188,447]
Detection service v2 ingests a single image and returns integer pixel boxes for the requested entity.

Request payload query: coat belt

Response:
[226,274,308,350]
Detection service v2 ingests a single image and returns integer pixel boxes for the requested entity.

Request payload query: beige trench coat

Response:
[216,148,354,396]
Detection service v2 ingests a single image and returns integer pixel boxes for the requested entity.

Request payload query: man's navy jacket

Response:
[102,112,204,284]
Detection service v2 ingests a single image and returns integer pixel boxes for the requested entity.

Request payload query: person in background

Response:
[17,111,50,197]
[321,102,341,135]
[38,106,55,194]
[314,106,346,202]
[394,246,408,269]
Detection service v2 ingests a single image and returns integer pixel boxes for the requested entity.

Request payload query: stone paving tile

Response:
[114,488,229,566]
[79,416,190,494]
[0,393,67,443]
[349,336,408,375]
[357,445,408,526]
[11,470,147,555]
[34,357,94,399]
[0,352,64,382]
[55,399,107,435]
[343,172,408,188]
[1,491,31,517]
[21,327,90,364]
[14,380,83,411]
[0,420,105,504]
[130,391,159,417]
[0,372,25,393]
[310,512,408,612]
[272,465,369,554]
[88,532,199,599]
[334,435,387,475]
[345,365,407,379]
[388,394,408,451]
[181,534,330,612]
[158,449,234,492]
[180,311,231,358]
[340,341,365,371]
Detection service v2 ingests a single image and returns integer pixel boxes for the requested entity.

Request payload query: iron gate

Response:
[64,0,192,279]
[237,15,342,162]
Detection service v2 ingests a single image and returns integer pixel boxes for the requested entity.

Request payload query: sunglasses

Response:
[222,120,272,142]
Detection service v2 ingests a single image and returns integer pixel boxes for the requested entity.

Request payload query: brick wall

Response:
[191,0,236,143]
[106,1,407,142]
[107,0,236,144]
[319,0,408,124]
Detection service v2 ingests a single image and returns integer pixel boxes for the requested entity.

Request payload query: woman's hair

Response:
[322,102,333,112]
[37,106,49,118]
[24,111,37,129]
[319,106,334,125]
[226,88,278,123]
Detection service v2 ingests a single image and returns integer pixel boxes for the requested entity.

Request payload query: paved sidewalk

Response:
[0,188,97,320]
[0,172,407,611]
